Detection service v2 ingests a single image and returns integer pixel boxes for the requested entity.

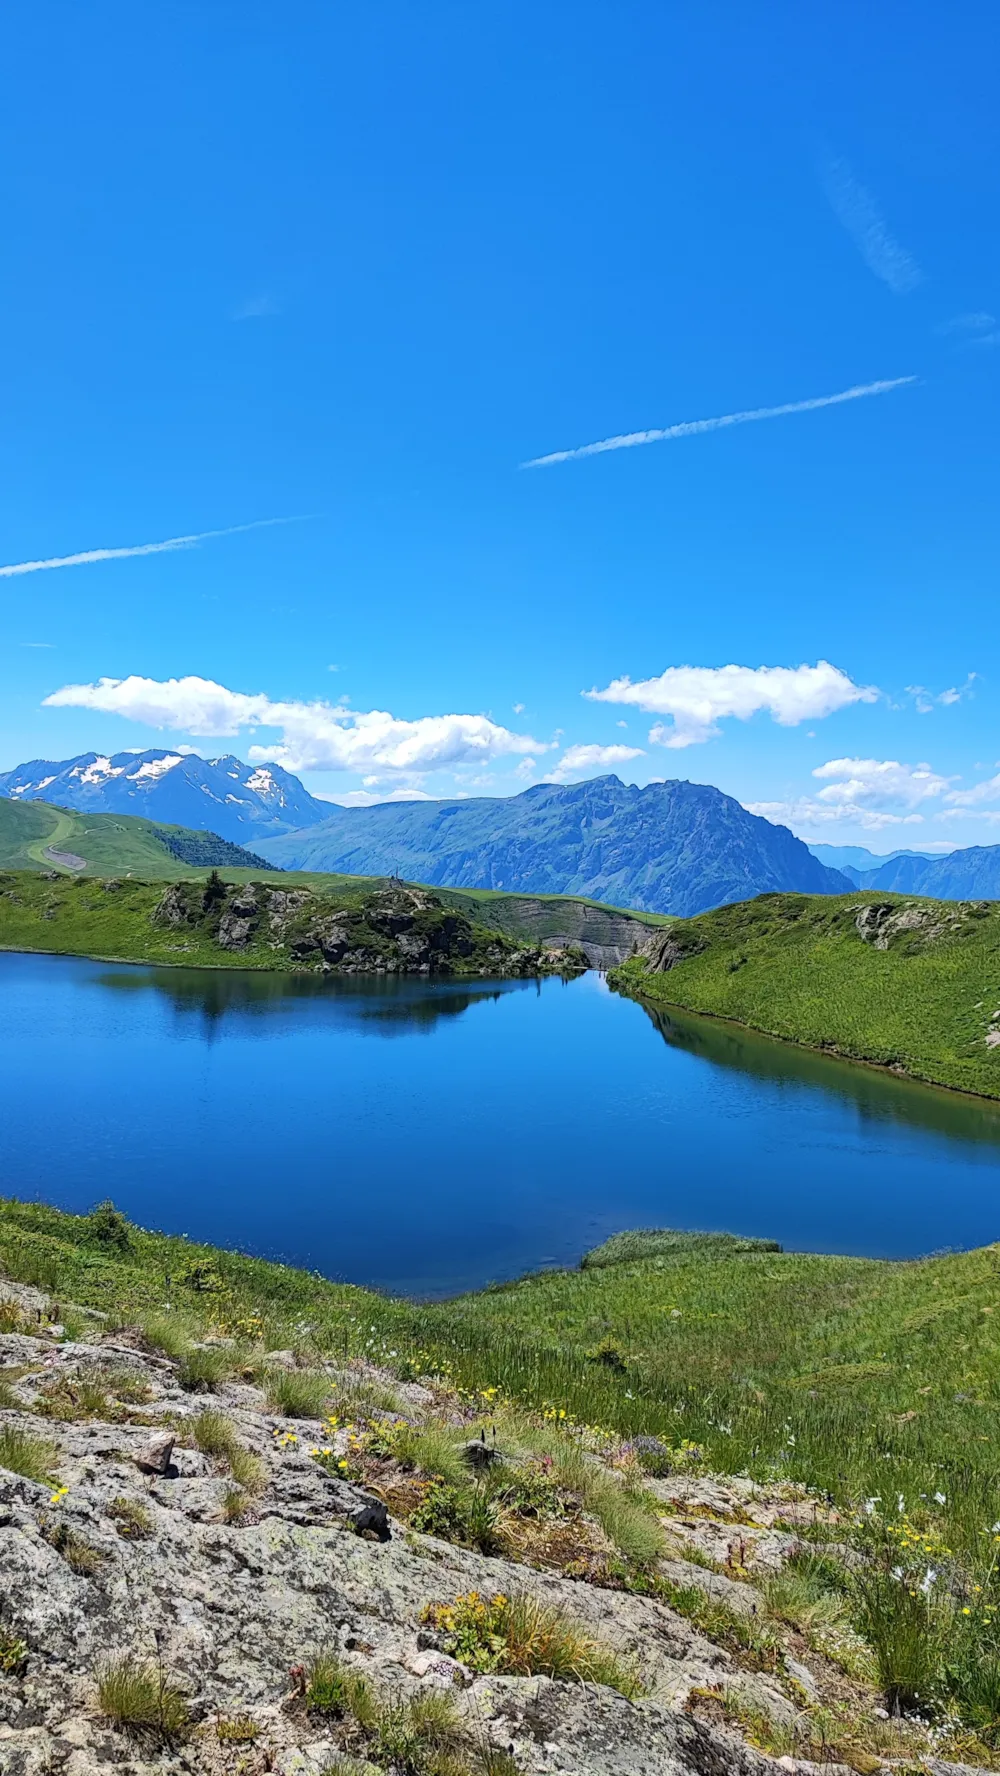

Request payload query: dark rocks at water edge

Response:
[257,775,851,917]
[154,875,589,976]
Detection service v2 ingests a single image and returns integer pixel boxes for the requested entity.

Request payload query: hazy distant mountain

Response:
[0,749,326,843]
[853,847,1000,898]
[257,775,850,917]
[807,839,1000,898]
[807,842,947,885]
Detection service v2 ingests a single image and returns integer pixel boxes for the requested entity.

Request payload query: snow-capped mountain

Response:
[0,750,327,842]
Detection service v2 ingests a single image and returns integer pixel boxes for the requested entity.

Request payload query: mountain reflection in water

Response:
[639,1001,1000,1152]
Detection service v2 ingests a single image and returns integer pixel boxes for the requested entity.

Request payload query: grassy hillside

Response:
[609,890,1000,1099]
[0,797,272,879]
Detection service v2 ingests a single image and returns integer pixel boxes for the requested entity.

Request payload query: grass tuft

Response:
[176,1344,233,1392]
[0,1425,58,1484]
[264,1367,332,1419]
[97,1655,189,1736]
[107,1496,154,1540]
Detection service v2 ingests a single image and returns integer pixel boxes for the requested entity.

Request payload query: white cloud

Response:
[938,311,995,336]
[512,702,525,714]
[813,757,954,808]
[748,755,956,834]
[946,772,1000,809]
[823,158,923,293]
[0,518,300,579]
[749,797,923,834]
[906,673,977,714]
[586,661,874,748]
[546,742,645,782]
[521,378,915,468]
[42,673,547,776]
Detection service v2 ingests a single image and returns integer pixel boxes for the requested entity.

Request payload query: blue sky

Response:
[2,2,998,849]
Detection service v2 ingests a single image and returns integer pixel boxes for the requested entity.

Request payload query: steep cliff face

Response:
[258,776,850,918]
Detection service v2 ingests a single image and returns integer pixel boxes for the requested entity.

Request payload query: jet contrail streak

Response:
[0,516,302,577]
[521,376,917,467]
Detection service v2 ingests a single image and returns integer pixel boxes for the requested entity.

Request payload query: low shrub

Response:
[335,1375,401,1420]
[221,1484,250,1522]
[422,1591,642,1697]
[304,1651,375,1723]
[298,1651,509,1774]
[37,1375,110,1421]
[411,1478,504,1555]
[104,1367,153,1405]
[0,1298,25,1333]
[265,1367,331,1419]
[215,1715,260,1743]
[192,1409,265,1498]
[43,1520,103,1575]
[0,1426,58,1484]
[97,1654,189,1736]
[0,1376,19,1410]
[84,1200,132,1253]
[192,1409,238,1458]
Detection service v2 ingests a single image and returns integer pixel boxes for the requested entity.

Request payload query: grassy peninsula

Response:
[610,889,1000,1099]
[5,1197,1000,1759]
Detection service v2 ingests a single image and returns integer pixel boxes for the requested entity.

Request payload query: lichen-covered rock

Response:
[0,1329,800,1776]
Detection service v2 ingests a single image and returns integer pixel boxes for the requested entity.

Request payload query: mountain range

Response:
[255,774,849,916]
[0,750,327,842]
[5,746,1000,916]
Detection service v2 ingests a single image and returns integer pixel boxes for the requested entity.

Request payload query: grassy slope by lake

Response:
[2,1198,999,1586]
[610,890,1000,1099]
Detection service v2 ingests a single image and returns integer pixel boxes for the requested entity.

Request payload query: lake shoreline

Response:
[610,972,1000,1107]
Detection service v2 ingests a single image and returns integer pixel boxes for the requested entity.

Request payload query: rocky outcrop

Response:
[3,1271,915,1776]
[853,899,983,951]
[0,1312,793,1776]
[152,879,587,979]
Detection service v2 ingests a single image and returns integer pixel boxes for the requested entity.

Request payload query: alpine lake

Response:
[3,949,1000,1297]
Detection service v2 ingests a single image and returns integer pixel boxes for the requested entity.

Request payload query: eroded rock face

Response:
[644,930,706,974]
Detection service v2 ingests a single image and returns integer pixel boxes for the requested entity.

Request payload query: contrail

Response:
[521,376,917,468]
[0,516,302,578]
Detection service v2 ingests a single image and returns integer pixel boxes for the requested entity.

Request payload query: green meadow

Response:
[611,890,1000,1099]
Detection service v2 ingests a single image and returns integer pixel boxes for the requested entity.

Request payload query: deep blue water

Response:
[2,951,1000,1296]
